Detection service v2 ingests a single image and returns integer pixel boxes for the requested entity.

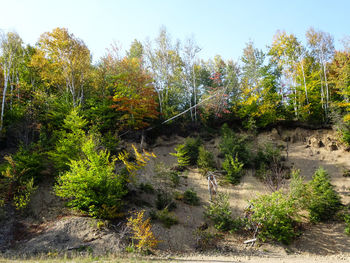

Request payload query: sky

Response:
[0,0,349,63]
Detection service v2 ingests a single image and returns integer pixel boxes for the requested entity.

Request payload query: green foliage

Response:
[0,145,44,183]
[54,137,127,219]
[155,190,176,211]
[307,167,342,222]
[249,191,297,244]
[219,124,251,166]
[288,170,309,210]
[49,109,88,172]
[344,213,350,235]
[0,155,38,209]
[222,154,244,185]
[150,208,178,228]
[139,182,155,194]
[254,143,281,170]
[204,193,235,232]
[194,229,222,251]
[340,127,350,146]
[171,137,202,167]
[183,189,200,206]
[154,162,180,187]
[197,146,216,175]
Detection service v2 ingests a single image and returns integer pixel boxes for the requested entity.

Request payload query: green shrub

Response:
[307,167,342,222]
[344,213,350,235]
[204,193,235,232]
[254,143,281,171]
[197,146,216,174]
[155,191,176,211]
[183,189,200,206]
[171,137,202,167]
[139,183,155,194]
[54,137,127,219]
[0,151,39,209]
[49,109,88,172]
[219,124,251,166]
[0,145,44,183]
[222,154,244,185]
[150,208,178,228]
[249,191,297,244]
[154,162,180,187]
[288,170,309,210]
[194,229,222,251]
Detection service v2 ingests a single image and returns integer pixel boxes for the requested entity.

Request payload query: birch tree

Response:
[306,28,335,117]
[144,26,183,119]
[182,36,201,122]
[0,31,23,132]
[31,28,91,107]
[269,31,306,117]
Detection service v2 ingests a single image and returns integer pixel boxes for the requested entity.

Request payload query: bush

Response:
[49,109,88,172]
[0,152,39,209]
[0,145,45,183]
[197,146,216,175]
[171,137,202,167]
[204,193,235,232]
[307,167,342,222]
[54,137,127,219]
[183,189,200,206]
[249,191,297,244]
[222,154,244,185]
[194,229,222,251]
[127,210,160,251]
[219,124,251,166]
[154,162,180,187]
[139,183,155,194]
[344,213,350,235]
[155,190,176,211]
[288,170,309,210]
[150,208,178,228]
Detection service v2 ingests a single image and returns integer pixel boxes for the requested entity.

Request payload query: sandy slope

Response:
[3,127,349,261]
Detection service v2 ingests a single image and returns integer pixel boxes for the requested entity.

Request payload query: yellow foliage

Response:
[117,144,156,180]
[127,210,160,251]
[344,114,350,123]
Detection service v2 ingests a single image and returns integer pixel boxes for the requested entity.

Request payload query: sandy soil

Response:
[2,127,349,262]
[140,127,350,255]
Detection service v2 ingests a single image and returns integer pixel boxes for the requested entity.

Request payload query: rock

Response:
[329,142,338,151]
[318,140,325,147]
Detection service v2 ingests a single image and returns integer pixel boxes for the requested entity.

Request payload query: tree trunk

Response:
[300,61,309,106]
[0,69,9,132]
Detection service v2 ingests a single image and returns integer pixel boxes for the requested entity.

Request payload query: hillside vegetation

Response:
[0,27,349,261]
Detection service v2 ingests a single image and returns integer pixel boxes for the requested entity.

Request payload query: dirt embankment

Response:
[0,127,349,260]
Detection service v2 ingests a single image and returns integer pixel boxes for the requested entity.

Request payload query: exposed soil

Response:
[1,127,349,261]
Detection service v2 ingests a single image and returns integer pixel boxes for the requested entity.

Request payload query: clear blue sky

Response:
[1,0,349,62]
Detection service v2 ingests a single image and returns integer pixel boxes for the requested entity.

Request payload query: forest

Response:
[0,26,350,260]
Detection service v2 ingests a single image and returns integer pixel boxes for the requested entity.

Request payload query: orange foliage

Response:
[111,57,158,130]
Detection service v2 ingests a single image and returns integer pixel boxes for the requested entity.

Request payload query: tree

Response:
[31,27,91,107]
[306,28,335,118]
[269,31,307,117]
[111,57,158,131]
[144,26,184,119]
[182,36,201,122]
[0,31,24,132]
[54,136,127,219]
[127,39,144,60]
[49,108,87,171]
[238,41,281,127]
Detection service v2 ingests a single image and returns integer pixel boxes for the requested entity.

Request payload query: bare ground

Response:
[1,127,349,262]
